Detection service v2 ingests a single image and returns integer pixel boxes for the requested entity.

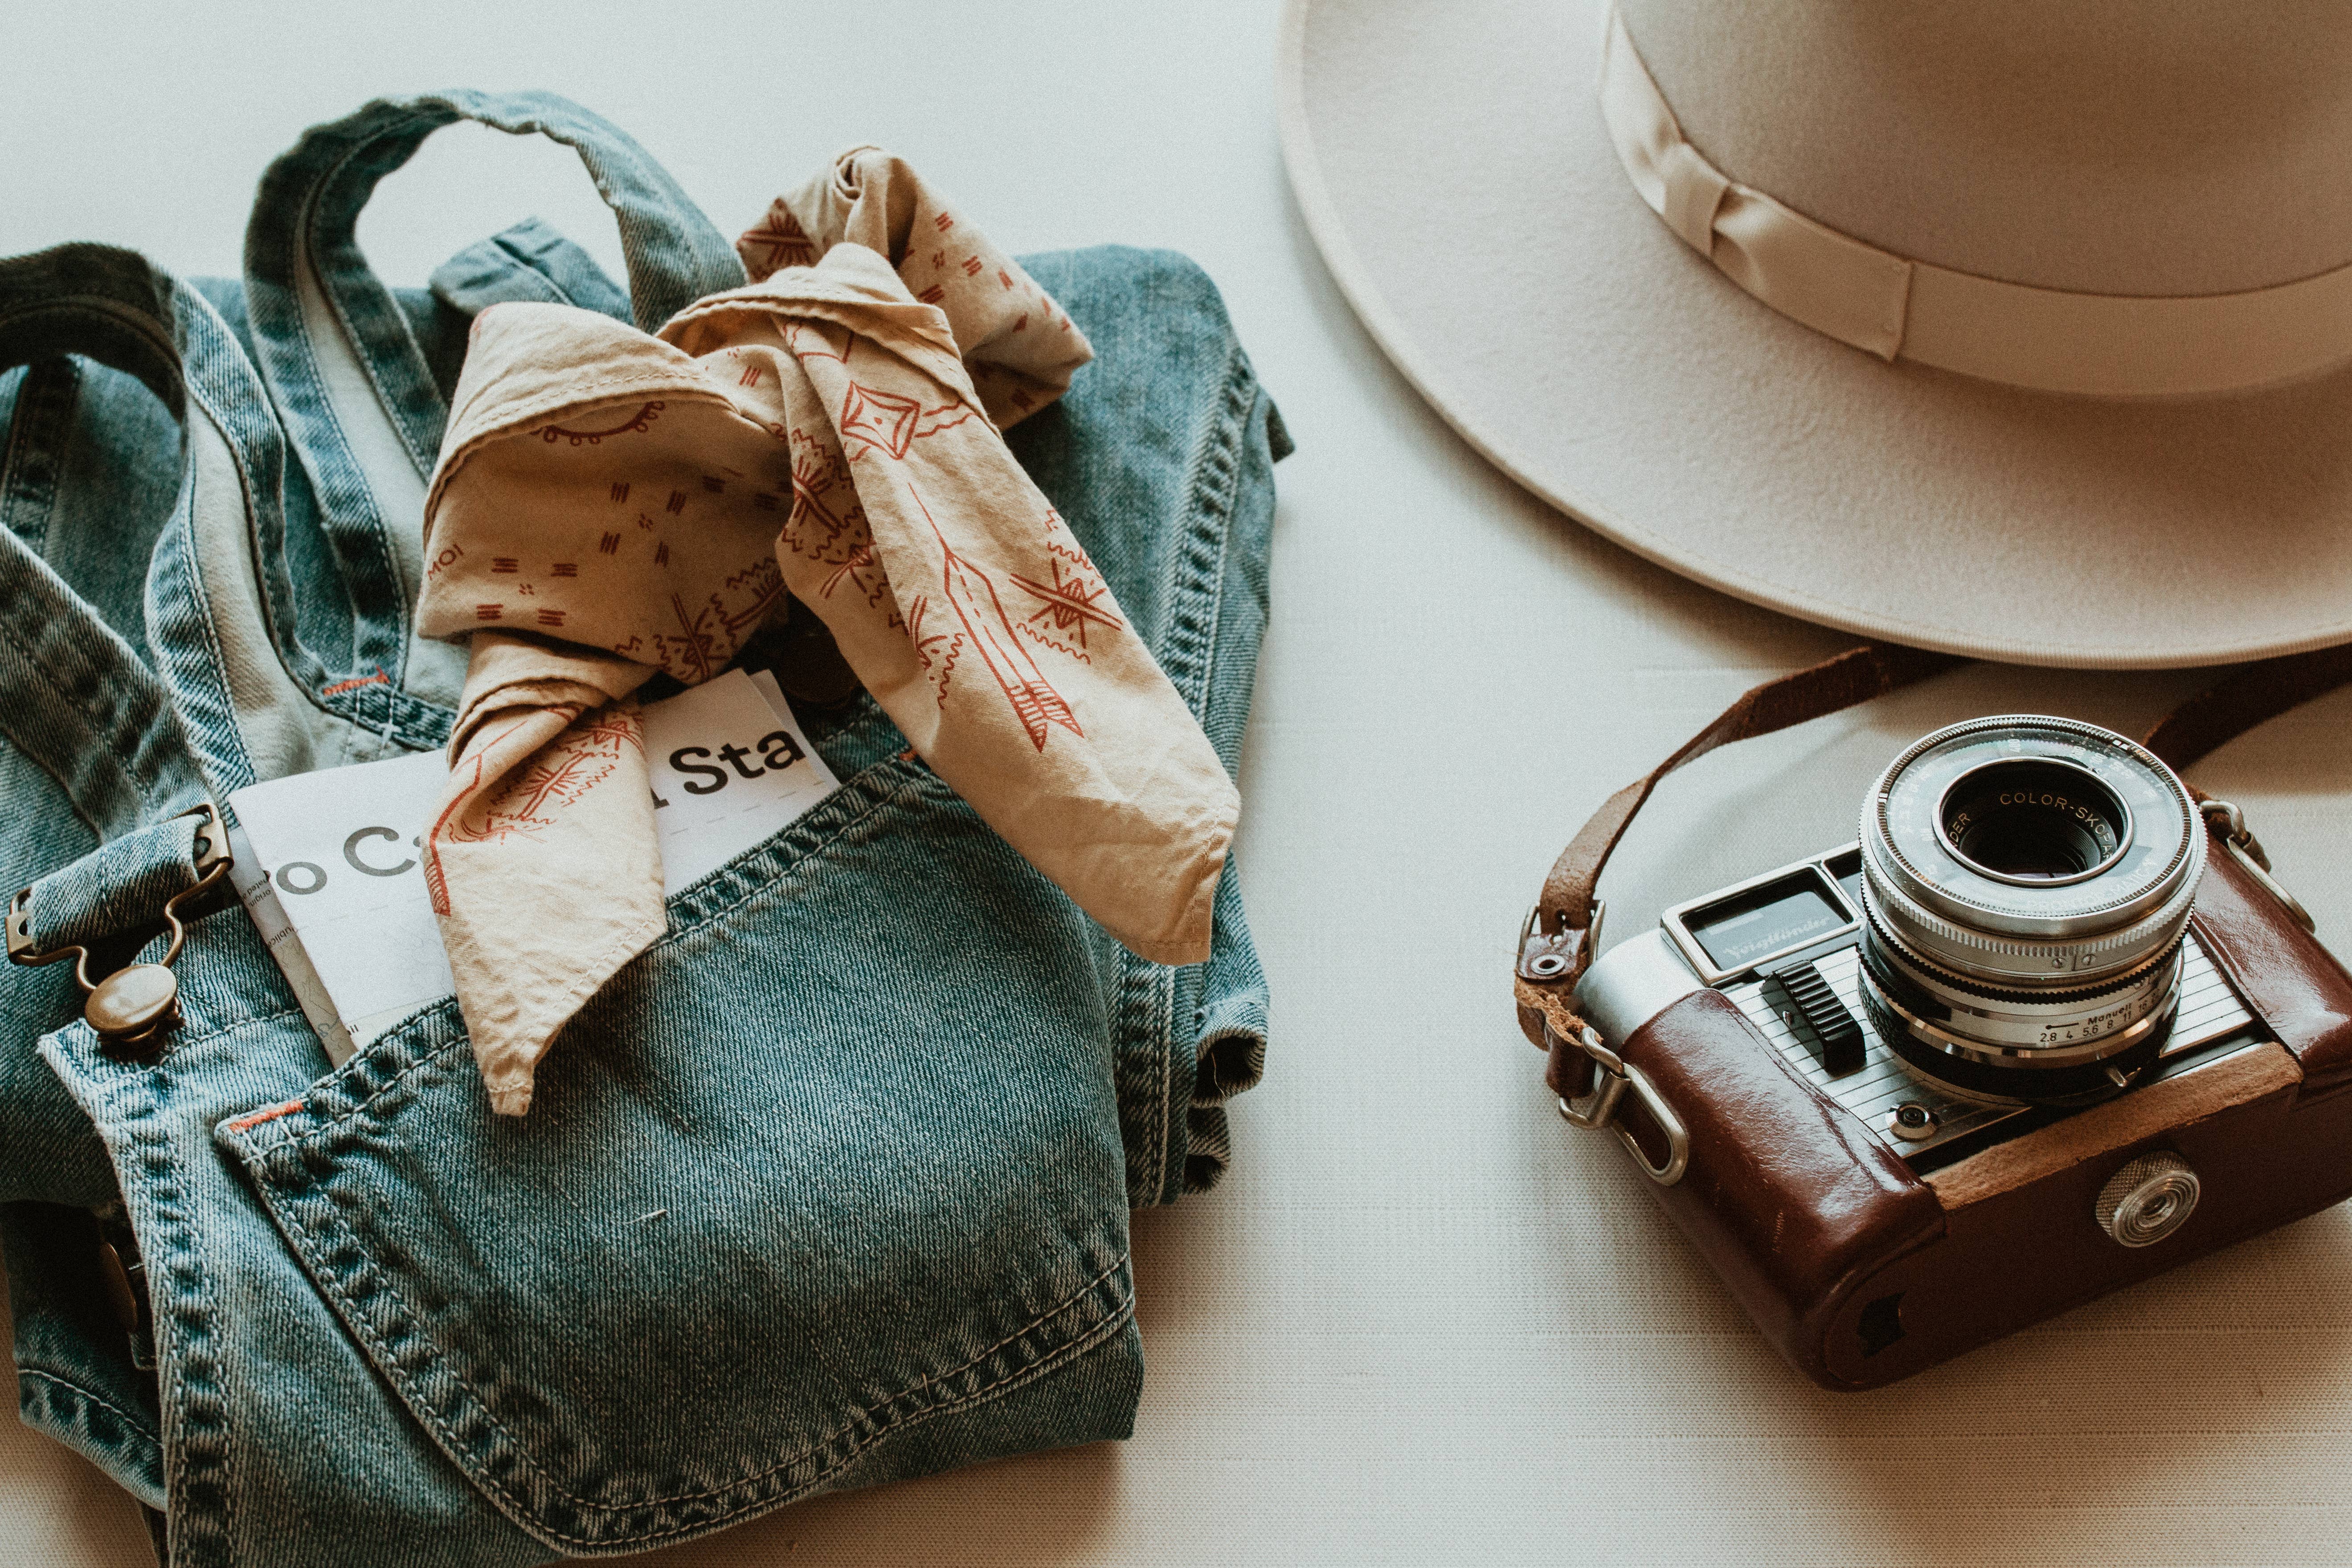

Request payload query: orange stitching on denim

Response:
[319,668,389,697]
[225,1100,303,1132]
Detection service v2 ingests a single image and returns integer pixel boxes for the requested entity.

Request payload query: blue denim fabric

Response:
[1007,249,1284,1201]
[0,226,639,1213]
[2,92,1280,1565]
[0,227,646,1531]
[0,260,211,1220]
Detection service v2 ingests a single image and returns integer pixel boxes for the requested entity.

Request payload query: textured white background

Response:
[9,3,2352,1564]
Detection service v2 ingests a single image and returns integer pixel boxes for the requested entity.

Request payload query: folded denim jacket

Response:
[0,91,1281,1566]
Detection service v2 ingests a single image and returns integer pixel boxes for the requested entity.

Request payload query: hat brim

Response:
[1280,0,2352,668]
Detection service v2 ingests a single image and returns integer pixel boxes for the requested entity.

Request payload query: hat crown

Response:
[1620,0,2352,295]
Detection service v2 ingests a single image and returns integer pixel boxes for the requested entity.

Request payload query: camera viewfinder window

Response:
[1685,873,1850,972]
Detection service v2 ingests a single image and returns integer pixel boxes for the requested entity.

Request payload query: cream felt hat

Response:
[1279,0,2352,667]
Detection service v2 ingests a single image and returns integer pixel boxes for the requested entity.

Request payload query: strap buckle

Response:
[8,802,234,1052]
[1518,898,1605,985]
[1555,1023,1689,1186]
[2201,798,2315,935]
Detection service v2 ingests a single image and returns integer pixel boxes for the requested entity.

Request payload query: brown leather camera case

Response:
[1514,644,2352,1390]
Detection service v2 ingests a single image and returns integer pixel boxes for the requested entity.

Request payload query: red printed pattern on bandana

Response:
[536,402,664,446]
[905,483,1080,746]
[738,201,817,277]
[425,704,642,914]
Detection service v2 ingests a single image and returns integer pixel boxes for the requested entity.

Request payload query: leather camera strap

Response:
[1518,642,2352,996]
[2141,643,2352,773]
[1517,644,1963,988]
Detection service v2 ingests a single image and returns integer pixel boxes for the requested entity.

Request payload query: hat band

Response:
[1600,7,2352,397]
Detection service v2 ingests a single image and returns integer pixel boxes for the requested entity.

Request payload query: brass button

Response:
[85,963,180,1042]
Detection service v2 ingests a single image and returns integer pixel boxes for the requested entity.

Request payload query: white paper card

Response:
[230,748,453,1052]
[644,669,842,892]
[228,669,838,1061]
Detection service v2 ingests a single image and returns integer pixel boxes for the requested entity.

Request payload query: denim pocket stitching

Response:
[650,752,941,946]
[236,1139,1133,1549]
[239,1066,1134,1531]
[16,1367,164,1462]
[219,745,1125,1543]
[226,1019,469,1155]
[220,751,935,1140]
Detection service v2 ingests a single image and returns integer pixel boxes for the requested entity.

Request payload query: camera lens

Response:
[1937,759,2131,884]
[1856,716,2204,1107]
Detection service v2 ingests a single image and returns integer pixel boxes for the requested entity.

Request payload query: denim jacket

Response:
[0,92,1280,1565]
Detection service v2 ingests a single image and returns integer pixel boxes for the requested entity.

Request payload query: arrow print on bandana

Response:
[912,482,1081,749]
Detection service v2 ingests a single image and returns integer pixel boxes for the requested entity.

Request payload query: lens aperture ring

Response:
[1862,920,2182,1058]
[1860,960,2175,1105]
[1859,861,2198,988]
[1857,893,2181,1009]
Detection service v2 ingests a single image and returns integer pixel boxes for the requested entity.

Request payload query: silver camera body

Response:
[1577,715,2274,1174]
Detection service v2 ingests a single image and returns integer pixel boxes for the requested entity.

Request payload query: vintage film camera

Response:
[1522,708,2352,1390]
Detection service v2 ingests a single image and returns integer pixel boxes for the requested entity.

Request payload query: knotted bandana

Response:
[417,148,1239,1114]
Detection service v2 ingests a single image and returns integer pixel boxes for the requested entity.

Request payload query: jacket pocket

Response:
[217,755,1141,1553]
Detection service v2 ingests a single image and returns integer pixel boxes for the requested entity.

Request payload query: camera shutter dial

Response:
[2095,1151,2201,1246]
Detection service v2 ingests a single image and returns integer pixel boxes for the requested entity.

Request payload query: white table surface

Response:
[12,4,2352,1564]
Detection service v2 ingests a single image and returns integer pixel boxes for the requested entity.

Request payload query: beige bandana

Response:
[417,148,1240,1114]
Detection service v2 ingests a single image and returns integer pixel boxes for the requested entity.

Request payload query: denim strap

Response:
[241,90,749,716]
[18,814,203,959]
[245,90,743,477]
[0,247,215,852]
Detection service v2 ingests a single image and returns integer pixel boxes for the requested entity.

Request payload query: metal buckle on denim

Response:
[2200,798,2317,935]
[8,802,233,1053]
[1553,1020,1689,1186]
